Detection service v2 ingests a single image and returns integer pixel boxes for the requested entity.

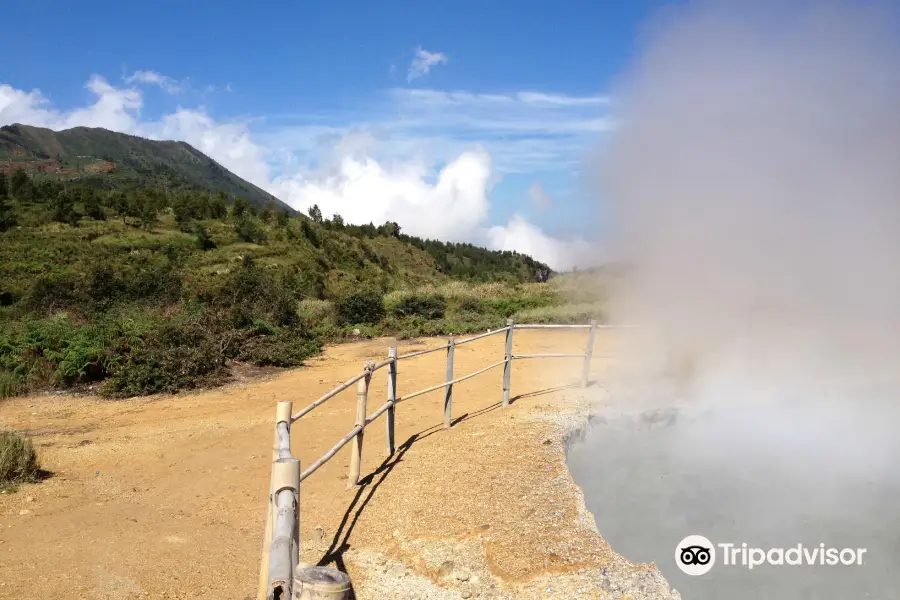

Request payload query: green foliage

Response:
[216,259,297,329]
[52,190,81,226]
[386,291,447,319]
[81,188,105,221]
[0,431,40,484]
[195,224,216,250]
[513,302,604,324]
[231,328,320,367]
[335,288,385,324]
[0,123,290,212]
[0,138,574,401]
[0,172,8,199]
[9,168,28,199]
[100,316,226,398]
[233,216,266,244]
[0,190,15,232]
[230,196,252,218]
[308,204,323,223]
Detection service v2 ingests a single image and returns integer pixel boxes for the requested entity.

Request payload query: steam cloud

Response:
[597,0,900,485]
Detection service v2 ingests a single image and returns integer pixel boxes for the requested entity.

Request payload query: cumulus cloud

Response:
[125,70,185,94]
[0,72,598,269]
[271,143,597,268]
[407,47,448,82]
[488,215,594,272]
[273,148,491,241]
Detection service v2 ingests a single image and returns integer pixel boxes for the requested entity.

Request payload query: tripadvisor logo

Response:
[675,535,867,576]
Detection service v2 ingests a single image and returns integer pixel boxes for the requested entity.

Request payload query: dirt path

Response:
[0,331,678,600]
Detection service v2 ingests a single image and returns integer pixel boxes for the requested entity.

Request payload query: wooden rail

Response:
[257,317,633,598]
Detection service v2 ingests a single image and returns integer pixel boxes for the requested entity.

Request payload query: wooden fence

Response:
[256,319,631,599]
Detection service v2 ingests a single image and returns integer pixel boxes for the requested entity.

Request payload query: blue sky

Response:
[0,0,675,268]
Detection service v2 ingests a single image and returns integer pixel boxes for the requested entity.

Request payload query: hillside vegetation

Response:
[0,123,289,211]
[0,156,605,400]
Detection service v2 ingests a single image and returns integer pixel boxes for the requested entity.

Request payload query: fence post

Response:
[502,318,514,406]
[268,456,300,600]
[386,346,397,455]
[348,362,373,487]
[444,338,455,429]
[582,319,597,388]
[257,400,292,600]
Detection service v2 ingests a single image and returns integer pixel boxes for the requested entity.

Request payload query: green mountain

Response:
[0,123,290,211]
[0,151,578,401]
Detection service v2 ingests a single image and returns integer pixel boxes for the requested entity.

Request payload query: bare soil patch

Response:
[0,331,677,600]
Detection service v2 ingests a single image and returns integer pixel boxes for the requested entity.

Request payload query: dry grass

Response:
[514,302,606,324]
[0,430,40,484]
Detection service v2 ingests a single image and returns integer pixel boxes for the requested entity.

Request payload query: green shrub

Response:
[335,288,384,324]
[23,273,84,315]
[234,217,266,244]
[386,291,446,319]
[297,298,335,326]
[101,317,226,398]
[0,431,40,484]
[513,302,604,324]
[232,328,321,367]
[0,372,22,399]
[216,260,297,328]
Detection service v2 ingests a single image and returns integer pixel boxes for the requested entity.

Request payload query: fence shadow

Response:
[316,381,580,579]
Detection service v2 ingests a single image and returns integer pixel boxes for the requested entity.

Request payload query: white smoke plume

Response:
[596,0,900,483]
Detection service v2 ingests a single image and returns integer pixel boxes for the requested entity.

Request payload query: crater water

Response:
[566,399,900,599]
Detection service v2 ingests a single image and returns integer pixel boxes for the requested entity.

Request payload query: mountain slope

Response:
[0,123,290,211]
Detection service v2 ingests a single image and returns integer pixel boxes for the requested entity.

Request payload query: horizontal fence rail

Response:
[396,359,507,403]
[257,317,638,599]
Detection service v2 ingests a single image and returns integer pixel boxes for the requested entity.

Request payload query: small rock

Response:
[454,568,471,582]
[314,525,325,541]
[25,496,34,503]
[126,517,138,523]
[438,561,455,577]
[461,592,472,599]
[18,509,32,516]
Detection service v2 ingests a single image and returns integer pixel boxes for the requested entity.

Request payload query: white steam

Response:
[598,0,900,483]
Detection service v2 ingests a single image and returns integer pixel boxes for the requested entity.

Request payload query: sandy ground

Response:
[0,330,679,600]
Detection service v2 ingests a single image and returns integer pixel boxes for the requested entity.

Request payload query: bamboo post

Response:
[348,363,373,487]
[386,346,397,455]
[582,319,597,388]
[502,318,514,406]
[444,338,455,429]
[258,401,292,600]
[268,457,301,600]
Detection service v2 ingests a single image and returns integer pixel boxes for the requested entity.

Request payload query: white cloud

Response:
[271,144,599,268]
[488,215,596,271]
[125,70,186,94]
[407,47,448,82]
[273,148,491,242]
[261,88,614,175]
[529,182,551,209]
[516,91,610,106]
[0,73,600,269]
